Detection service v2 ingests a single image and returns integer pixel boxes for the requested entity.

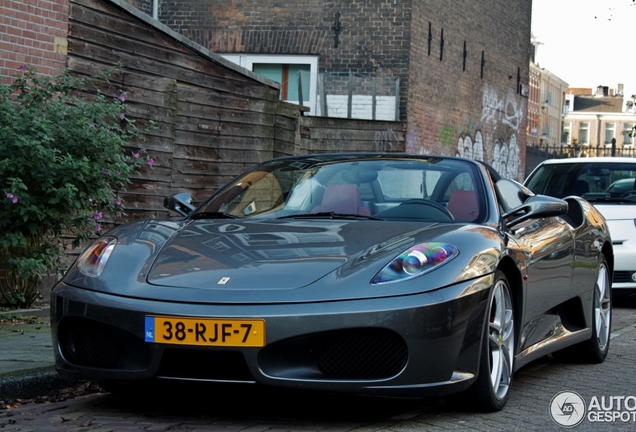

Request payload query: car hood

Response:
[62,218,502,303]
[146,219,435,290]
[591,203,636,221]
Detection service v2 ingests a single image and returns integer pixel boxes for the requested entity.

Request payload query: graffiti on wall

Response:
[458,117,480,136]
[373,128,399,152]
[481,83,524,132]
[456,130,484,161]
[455,130,520,180]
[439,124,455,147]
[413,84,525,180]
[491,135,520,180]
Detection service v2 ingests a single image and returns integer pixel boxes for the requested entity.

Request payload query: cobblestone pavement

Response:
[1,296,635,432]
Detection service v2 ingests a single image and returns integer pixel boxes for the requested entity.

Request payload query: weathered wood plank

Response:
[67,38,277,101]
[175,103,275,128]
[299,125,405,141]
[173,125,277,144]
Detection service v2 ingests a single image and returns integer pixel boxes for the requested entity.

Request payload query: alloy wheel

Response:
[488,279,515,399]
[595,262,611,351]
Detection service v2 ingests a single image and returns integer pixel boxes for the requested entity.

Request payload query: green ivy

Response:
[0,65,154,308]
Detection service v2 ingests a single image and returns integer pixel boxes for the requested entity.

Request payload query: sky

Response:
[531,0,636,98]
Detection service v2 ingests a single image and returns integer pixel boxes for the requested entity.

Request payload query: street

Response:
[1,296,635,431]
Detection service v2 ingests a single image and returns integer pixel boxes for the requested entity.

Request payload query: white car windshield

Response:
[526,161,636,202]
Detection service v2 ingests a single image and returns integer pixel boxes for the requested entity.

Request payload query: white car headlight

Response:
[371,242,459,284]
[77,237,117,277]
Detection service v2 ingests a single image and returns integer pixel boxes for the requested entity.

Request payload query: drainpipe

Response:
[152,0,158,20]
[596,114,602,152]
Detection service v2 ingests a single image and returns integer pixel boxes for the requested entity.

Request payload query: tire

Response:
[577,255,612,363]
[553,254,611,363]
[469,270,515,412]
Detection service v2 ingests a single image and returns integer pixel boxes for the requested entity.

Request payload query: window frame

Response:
[220,54,318,113]
[578,122,590,145]
[604,123,616,146]
[624,124,634,147]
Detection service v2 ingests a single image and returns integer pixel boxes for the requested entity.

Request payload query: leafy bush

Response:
[0,65,153,308]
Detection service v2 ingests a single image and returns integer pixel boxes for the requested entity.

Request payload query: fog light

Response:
[631,272,636,282]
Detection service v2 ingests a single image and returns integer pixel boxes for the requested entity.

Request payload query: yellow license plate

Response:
[145,316,265,347]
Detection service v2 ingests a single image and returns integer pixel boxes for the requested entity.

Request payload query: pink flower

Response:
[115,198,122,206]
[5,193,18,204]
[94,211,103,220]
[148,158,154,167]
[133,152,140,159]
[117,211,122,218]
[104,169,110,176]
[116,171,121,176]
[96,224,102,232]
[119,93,126,103]
[119,113,125,120]
[18,65,25,72]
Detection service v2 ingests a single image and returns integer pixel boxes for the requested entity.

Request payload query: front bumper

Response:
[51,275,491,397]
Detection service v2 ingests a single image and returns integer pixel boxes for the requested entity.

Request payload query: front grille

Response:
[317,329,408,378]
[613,271,633,283]
[259,328,408,380]
[58,317,151,369]
[157,349,253,381]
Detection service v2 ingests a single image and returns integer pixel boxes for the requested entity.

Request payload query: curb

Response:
[0,306,50,320]
[0,366,76,401]
[0,306,63,400]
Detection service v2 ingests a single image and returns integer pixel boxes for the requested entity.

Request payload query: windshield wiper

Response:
[277,212,381,220]
[190,212,241,220]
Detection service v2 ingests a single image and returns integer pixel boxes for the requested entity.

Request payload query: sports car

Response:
[51,153,613,412]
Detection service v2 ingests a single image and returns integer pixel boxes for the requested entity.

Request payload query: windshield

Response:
[193,156,486,222]
[525,161,636,202]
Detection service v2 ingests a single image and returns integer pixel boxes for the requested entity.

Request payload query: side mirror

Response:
[495,178,568,227]
[503,195,568,227]
[495,178,535,212]
[164,192,195,217]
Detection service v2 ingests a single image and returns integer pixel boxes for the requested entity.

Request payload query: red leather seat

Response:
[447,190,478,221]
[312,184,371,216]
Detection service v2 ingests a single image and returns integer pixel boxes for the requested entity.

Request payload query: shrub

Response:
[0,65,153,308]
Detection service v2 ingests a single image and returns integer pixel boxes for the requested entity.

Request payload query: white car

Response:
[525,157,636,291]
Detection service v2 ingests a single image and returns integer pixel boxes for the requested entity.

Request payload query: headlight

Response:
[77,237,117,277]
[371,242,458,284]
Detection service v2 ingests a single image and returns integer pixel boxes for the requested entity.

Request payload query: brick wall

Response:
[157,0,412,120]
[407,0,531,181]
[0,0,69,83]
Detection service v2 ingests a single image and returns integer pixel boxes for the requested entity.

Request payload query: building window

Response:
[562,122,571,145]
[542,91,552,107]
[220,54,318,114]
[578,122,590,145]
[604,123,616,146]
[252,63,311,103]
[624,124,634,146]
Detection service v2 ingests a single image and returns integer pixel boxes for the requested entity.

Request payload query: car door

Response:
[509,216,575,350]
